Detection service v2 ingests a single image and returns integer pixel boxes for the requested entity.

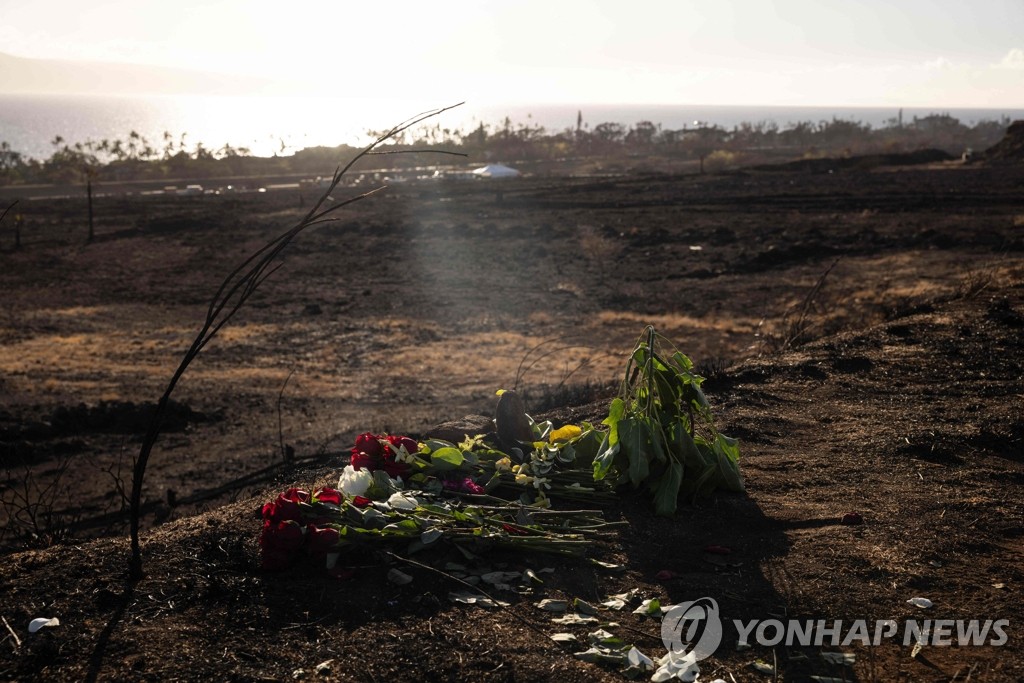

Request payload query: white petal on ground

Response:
[907,597,934,609]
[626,646,654,671]
[28,617,59,633]
[535,599,569,612]
[652,650,700,682]
[387,491,419,511]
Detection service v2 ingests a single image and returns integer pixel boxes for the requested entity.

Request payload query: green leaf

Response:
[619,417,652,487]
[652,460,683,516]
[592,432,619,481]
[649,421,668,464]
[712,434,745,492]
[670,350,694,372]
[670,419,705,471]
[572,429,603,466]
[603,397,625,439]
[430,447,465,470]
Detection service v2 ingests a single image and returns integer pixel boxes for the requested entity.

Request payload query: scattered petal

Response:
[608,588,639,602]
[633,598,661,616]
[820,652,856,666]
[448,591,508,608]
[589,559,625,572]
[626,646,654,671]
[314,659,333,675]
[573,598,599,615]
[551,613,600,625]
[550,632,578,643]
[751,659,775,675]
[574,647,625,665]
[653,650,700,682]
[535,599,569,612]
[907,597,933,609]
[523,568,544,585]
[28,617,59,633]
[587,628,617,642]
[387,492,419,511]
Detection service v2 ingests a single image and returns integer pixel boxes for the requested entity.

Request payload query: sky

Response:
[1,0,1022,107]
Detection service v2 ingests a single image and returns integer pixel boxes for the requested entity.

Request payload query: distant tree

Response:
[0,141,27,183]
[684,124,728,173]
[593,122,626,145]
[626,120,658,148]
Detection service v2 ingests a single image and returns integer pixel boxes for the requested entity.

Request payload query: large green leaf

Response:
[430,447,465,470]
[713,434,745,492]
[670,418,706,471]
[602,398,625,440]
[652,460,683,516]
[592,432,619,481]
[619,417,652,487]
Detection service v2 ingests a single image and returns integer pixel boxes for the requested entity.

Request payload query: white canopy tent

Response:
[471,163,520,178]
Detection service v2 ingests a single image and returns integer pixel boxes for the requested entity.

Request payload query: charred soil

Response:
[1,158,1023,681]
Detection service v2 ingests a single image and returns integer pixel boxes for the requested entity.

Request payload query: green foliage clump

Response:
[593,327,743,515]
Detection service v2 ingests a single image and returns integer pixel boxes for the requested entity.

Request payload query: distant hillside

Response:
[983,120,1024,163]
[0,51,280,96]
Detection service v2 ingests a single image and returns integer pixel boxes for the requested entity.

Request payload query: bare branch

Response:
[127,103,463,580]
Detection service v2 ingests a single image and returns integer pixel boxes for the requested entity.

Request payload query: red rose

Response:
[306,525,341,554]
[259,519,305,570]
[315,488,342,506]
[350,450,376,471]
[262,488,309,524]
[352,496,372,508]
[353,432,384,458]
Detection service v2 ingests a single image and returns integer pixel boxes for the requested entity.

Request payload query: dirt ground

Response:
[0,154,1022,681]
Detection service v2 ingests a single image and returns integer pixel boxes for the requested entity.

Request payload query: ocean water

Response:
[1,93,1021,161]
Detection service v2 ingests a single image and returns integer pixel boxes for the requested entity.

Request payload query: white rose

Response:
[338,465,373,497]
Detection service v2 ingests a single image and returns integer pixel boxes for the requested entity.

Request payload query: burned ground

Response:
[1,157,1022,681]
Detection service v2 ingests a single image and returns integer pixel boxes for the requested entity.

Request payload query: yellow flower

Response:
[549,425,582,444]
[495,456,513,472]
[515,473,534,486]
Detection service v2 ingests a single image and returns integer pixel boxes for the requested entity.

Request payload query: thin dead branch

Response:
[128,104,465,580]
